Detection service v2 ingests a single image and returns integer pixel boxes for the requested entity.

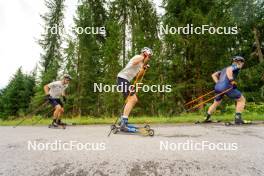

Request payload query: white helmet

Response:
[63,74,72,80]
[232,56,245,62]
[141,47,153,56]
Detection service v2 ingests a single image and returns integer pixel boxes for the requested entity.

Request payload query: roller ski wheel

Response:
[224,122,232,126]
[48,124,66,129]
[109,124,119,135]
[148,129,154,137]
[138,126,154,137]
[143,125,154,137]
[110,125,119,134]
[144,125,151,130]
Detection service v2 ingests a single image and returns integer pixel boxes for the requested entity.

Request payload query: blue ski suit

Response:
[214,64,242,101]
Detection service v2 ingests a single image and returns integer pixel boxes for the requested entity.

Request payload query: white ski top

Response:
[48,81,68,98]
[117,55,143,81]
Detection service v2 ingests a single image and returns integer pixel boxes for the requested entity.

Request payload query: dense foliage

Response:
[0,0,263,118]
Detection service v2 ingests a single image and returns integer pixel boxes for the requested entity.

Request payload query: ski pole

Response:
[184,90,215,106]
[13,101,48,128]
[31,108,54,126]
[186,87,232,112]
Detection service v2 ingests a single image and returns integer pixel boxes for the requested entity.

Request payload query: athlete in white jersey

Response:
[44,74,72,127]
[117,47,153,132]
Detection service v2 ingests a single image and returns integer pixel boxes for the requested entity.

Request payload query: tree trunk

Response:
[122,0,127,67]
[253,26,263,63]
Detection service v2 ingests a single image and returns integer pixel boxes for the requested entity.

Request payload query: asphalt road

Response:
[0,124,263,176]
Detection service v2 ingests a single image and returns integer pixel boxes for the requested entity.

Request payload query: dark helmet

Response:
[63,74,72,80]
[232,56,245,62]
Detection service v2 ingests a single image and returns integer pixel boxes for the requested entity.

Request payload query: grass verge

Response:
[0,112,263,126]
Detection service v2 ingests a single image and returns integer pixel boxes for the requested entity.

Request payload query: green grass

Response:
[0,112,263,126]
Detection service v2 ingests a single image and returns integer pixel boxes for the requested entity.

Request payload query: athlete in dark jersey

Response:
[205,56,246,124]
[214,64,242,101]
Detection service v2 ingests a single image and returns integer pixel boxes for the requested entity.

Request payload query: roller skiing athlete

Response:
[109,47,154,136]
[204,56,251,125]
[44,74,72,129]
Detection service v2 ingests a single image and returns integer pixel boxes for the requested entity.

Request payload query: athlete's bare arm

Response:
[212,71,220,83]
[132,55,145,66]
[226,67,234,80]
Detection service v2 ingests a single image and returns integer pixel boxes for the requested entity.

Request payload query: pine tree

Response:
[0,68,35,119]
[129,0,162,115]
[73,0,106,116]
[30,0,65,114]
[63,36,78,115]
[99,8,123,116]
[39,0,65,85]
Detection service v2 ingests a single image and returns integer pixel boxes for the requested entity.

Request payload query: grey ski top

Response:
[117,55,143,81]
[48,81,68,98]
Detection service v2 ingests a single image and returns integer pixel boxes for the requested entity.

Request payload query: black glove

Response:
[62,96,67,103]
[45,94,51,101]
[230,80,237,89]
[143,64,150,70]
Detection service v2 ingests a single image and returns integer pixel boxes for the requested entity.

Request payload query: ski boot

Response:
[225,113,252,126]
[195,113,221,124]
[234,113,244,125]
[57,119,67,126]
[203,113,212,123]
[119,116,129,132]
[234,113,251,125]
[119,117,140,133]
[48,119,66,129]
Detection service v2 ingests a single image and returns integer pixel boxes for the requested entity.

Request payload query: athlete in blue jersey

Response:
[205,56,246,124]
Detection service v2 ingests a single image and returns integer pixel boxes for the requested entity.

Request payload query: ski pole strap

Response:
[186,87,232,112]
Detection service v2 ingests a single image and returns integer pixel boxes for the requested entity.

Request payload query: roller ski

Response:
[48,119,66,129]
[195,113,221,124]
[195,120,221,124]
[225,121,252,126]
[225,113,252,126]
[109,117,154,136]
[110,124,154,136]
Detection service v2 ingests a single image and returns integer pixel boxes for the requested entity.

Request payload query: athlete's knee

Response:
[237,95,246,104]
[127,95,138,104]
[213,100,222,106]
[60,107,64,113]
[55,105,62,111]
[132,95,138,103]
